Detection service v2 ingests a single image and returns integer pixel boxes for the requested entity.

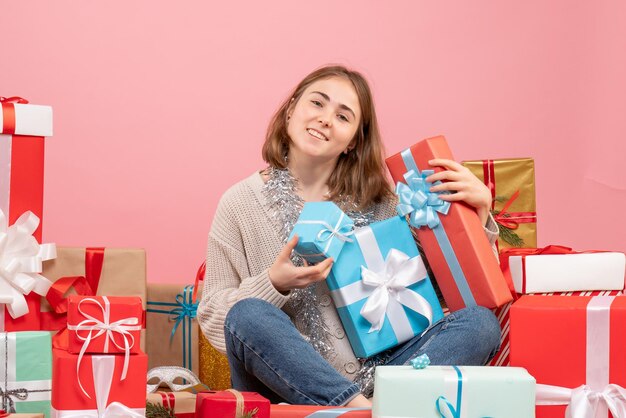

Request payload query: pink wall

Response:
[2,1,624,283]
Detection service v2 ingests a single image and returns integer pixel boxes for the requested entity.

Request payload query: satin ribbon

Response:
[146,366,202,393]
[399,149,476,307]
[191,261,205,304]
[332,226,433,342]
[396,169,450,229]
[305,407,371,417]
[66,296,141,398]
[159,392,176,409]
[435,366,464,418]
[52,356,144,417]
[499,245,606,294]
[295,212,355,256]
[535,296,621,418]
[0,97,28,135]
[0,209,56,319]
[146,285,198,370]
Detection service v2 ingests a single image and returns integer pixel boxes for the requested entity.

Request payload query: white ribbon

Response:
[0,209,56,321]
[536,296,621,418]
[295,211,354,255]
[67,296,142,398]
[332,226,433,343]
[51,356,144,418]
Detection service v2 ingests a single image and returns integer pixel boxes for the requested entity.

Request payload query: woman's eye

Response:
[311,100,322,107]
[338,114,349,122]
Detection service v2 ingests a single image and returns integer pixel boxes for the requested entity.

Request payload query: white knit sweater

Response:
[197,171,499,380]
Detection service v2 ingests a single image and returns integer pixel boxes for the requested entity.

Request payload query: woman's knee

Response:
[225,298,284,336]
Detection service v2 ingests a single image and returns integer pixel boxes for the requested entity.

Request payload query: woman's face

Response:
[286,76,361,165]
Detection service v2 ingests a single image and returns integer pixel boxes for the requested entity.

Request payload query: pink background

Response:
[2,1,624,283]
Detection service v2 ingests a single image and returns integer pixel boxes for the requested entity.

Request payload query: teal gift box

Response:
[327,215,444,358]
[289,202,354,264]
[373,365,536,418]
[0,331,52,417]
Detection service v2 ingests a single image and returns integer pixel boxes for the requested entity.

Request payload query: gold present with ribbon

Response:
[462,158,537,250]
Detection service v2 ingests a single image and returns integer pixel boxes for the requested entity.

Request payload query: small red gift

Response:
[386,136,511,311]
[51,347,147,416]
[270,404,371,417]
[67,295,143,355]
[195,390,270,418]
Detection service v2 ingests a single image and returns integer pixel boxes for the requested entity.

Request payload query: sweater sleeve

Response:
[196,188,290,354]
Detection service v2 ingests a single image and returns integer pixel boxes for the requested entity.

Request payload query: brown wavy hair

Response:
[262,65,392,210]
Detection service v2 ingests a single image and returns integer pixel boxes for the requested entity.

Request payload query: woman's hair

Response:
[262,65,393,210]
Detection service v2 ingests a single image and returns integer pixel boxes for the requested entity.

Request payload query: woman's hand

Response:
[426,158,492,226]
[269,235,334,293]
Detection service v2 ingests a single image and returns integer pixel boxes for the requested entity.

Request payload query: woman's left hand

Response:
[425,158,491,225]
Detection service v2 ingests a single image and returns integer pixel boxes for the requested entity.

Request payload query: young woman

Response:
[197,65,501,407]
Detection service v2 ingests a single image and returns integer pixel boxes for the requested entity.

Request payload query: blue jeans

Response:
[224,298,501,406]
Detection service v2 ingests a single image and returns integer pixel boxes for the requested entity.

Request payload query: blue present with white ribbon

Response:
[327,215,444,359]
[289,202,354,264]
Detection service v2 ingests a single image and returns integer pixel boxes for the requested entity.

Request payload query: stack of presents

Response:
[1,95,624,417]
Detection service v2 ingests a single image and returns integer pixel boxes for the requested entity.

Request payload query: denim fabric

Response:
[224,298,500,405]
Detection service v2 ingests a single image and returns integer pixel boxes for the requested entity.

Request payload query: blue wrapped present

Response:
[289,202,354,264]
[327,216,444,358]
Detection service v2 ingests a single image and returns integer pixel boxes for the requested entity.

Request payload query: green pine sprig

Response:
[492,209,524,247]
[242,407,259,418]
[146,401,176,418]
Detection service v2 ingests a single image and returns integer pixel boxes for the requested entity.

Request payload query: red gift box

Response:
[386,136,511,311]
[510,295,626,417]
[51,347,147,416]
[0,97,54,332]
[270,404,371,417]
[195,390,270,418]
[67,295,143,355]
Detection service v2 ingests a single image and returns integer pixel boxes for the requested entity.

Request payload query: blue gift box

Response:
[327,215,444,358]
[289,202,354,264]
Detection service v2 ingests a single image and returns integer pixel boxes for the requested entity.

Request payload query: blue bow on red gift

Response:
[396,169,450,229]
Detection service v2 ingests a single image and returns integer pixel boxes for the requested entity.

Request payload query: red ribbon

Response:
[0,96,28,135]
[0,410,9,417]
[159,392,177,409]
[192,261,206,304]
[499,245,607,294]
[43,248,105,331]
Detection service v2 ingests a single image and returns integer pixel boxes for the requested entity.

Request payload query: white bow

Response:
[67,296,142,398]
[537,383,626,418]
[0,209,56,319]
[359,248,433,334]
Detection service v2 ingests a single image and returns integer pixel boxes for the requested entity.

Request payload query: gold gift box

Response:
[199,332,231,391]
[462,158,537,250]
[146,283,200,375]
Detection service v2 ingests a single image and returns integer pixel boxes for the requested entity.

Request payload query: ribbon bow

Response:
[359,248,433,333]
[295,211,354,255]
[67,297,141,398]
[396,169,450,229]
[0,97,28,104]
[0,210,56,318]
[537,383,626,418]
[0,387,28,413]
[146,366,202,393]
[167,289,198,341]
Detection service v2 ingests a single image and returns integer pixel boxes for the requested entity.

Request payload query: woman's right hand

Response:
[268,235,334,293]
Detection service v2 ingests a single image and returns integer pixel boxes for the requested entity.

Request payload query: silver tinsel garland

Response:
[261,167,384,397]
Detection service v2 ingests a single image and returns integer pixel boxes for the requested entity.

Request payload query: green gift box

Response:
[373,365,535,417]
[0,331,52,418]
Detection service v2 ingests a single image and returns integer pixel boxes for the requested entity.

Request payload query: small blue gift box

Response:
[327,215,444,358]
[289,202,354,264]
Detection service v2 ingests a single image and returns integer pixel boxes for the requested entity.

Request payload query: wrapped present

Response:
[386,136,512,311]
[51,348,147,417]
[0,97,53,332]
[510,295,626,417]
[327,216,444,358]
[0,332,51,418]
[147,283,200,374]
[0,210,56,332]
[500,245,625,294]
[462,158,537,250]
[270,404,371,417]
[288,202,354,264]
[198,332,231,391]
[41,248,146,344]
[372,364,535,417]
[67,295,143,355]
[147,391,196,418]
[195,390,270,418]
